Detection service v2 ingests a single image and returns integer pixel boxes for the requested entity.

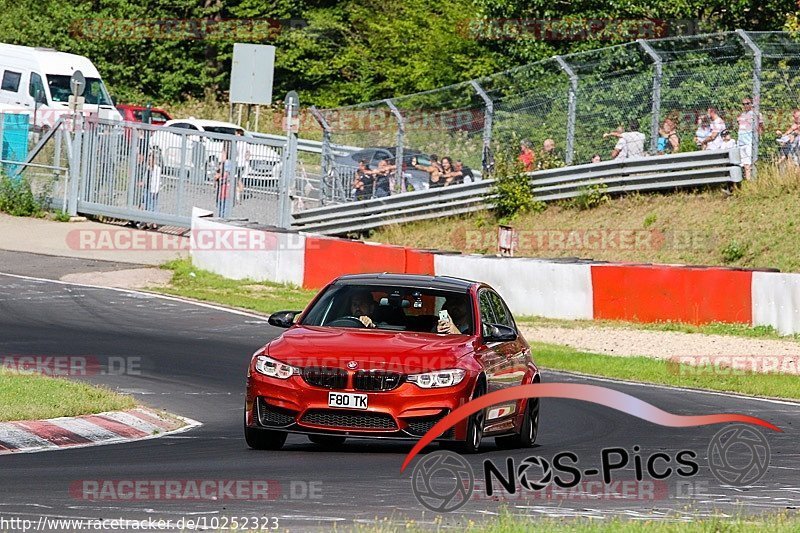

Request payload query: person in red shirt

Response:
[518,139,536,171]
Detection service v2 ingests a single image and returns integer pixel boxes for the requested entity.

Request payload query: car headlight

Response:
[254,355,300,379]
[407,369,466,388]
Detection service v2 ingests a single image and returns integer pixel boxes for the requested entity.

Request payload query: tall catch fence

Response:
[311,30,800,205]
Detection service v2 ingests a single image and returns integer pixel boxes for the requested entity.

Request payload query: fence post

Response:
[384,99,405,192]
[737,29,762,180]
[279,91,299,228]
[638,39,663,154]
[555,56,578,165]
[470,80,494,174]
[309,105,333,203]
[67,114,83,216]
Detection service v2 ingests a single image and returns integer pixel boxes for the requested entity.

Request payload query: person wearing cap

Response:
[718,129,736,151]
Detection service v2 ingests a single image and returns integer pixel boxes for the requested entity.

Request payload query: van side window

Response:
[29,73,46,103]
[1,71,21,92]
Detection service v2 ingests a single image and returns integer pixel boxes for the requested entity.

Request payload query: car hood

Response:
[266,326,477,373]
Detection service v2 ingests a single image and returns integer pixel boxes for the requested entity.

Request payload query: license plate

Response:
[328,392,368,410]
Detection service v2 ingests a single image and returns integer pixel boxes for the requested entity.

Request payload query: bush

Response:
[0,173,42,217]
[568,183,610,211]
[720,241,747,263]
[490,143,544,218]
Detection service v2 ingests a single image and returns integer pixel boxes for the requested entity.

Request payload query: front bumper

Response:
[246,372,476,441]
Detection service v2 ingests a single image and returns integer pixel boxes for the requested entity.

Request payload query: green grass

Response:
[155,258,316,314]
[0,368,135,422]
[369,161,800,273]
[532,341,800,400]
[518,315,800,342]
[349,512,800,532]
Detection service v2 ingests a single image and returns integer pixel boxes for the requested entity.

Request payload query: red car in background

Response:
[116,104,172,125]
[245,273,541,453]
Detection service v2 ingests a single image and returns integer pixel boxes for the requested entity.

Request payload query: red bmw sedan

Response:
[244,273,540,452]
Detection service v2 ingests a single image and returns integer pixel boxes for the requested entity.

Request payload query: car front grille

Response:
[257,398,296,427]
[300,409,398,430]
[406,412,454,439]
[353,370,403,391]
[302,367,348,389]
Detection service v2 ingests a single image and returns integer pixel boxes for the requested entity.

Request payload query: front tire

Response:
[443,379,485,454]
[244,426,287,450]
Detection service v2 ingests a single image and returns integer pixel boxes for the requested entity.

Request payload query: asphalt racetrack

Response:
[0,257,798,530]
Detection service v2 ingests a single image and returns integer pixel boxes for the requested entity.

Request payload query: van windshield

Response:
[46,75,113,106]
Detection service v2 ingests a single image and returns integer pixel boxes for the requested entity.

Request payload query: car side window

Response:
[353,150,375,164]
[487,291,515,329]
[478,290,496,327]
[1,71,21,92]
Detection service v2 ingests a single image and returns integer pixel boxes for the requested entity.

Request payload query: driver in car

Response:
[350,290,380,328]
[437,298,471,334]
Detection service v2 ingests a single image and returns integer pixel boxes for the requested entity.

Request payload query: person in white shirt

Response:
[736,97,764,179]
[701,107,726,150]
[718,129,737,150]
[604,121,646,160]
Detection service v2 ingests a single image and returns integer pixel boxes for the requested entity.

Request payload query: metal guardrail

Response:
[250,132,360,156]
[291,149,742,235]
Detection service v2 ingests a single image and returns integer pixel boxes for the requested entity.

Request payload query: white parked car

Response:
[149,118,282,185]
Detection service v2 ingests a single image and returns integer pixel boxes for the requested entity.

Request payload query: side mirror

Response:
[268,310,301,328]
[483,323,517,342]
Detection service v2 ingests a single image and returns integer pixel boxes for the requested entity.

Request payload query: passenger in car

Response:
[437,297,471,334]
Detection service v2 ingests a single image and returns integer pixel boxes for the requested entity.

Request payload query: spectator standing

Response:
[454,160,475,183]
[537,139,565,170]
[736,97,764,179]
[718,129,736,151]
[145,150,162,214]
[215,141,234,218]
[441,157,460,186]
[701,107,726,150]
[352,160,374,200]
[518,139,536,171]
[657,118,680,154]
[412,154,444,188]
[776,109,800,163]
[605,121,646,160]
[372,159,394,198]
[591,154,601,163]
[695,115,711,148]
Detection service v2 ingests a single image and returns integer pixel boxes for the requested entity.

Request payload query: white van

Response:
[0,43,122,129]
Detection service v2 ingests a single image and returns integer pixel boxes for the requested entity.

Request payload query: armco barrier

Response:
[291,149,742,236]
[190,215,800,335]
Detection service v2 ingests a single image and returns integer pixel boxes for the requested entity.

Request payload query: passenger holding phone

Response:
[437,297,470,334]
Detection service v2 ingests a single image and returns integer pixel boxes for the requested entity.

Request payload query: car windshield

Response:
[203,126,244,136]
[300,284,473,335]
[46,75,113,105]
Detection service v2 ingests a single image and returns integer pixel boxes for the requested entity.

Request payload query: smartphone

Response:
[439,309,450,322]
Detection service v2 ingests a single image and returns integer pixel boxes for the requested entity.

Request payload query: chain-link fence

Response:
[311,30,800,204]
